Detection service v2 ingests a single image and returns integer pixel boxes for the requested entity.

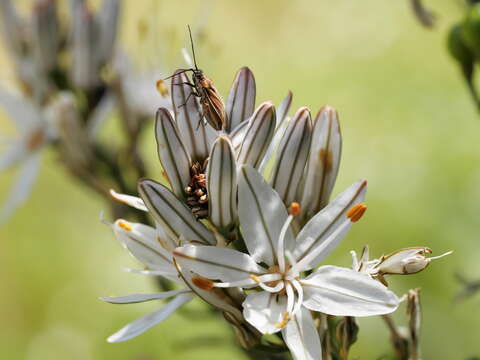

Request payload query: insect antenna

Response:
[162,69,192,80]
[187,24,199,71]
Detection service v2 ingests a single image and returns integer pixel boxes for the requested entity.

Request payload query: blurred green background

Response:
[1,0,479,359]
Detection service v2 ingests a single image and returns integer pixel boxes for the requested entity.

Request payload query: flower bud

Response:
[376,247,452,276]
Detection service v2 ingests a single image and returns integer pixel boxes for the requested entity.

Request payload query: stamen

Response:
[274,312,290,329]
[192,276,215,291]
[258,280,285,293]
[350,250,359,271]
[285,282,295,315]
[117,221,133,232]
[250,274,261,283]
[289,202,301,216]
[284,250,298,276]
[347,203,367,222]
[291,279,304,317]
[213,274,281,288]
[429,250,453,261]
[277,215,294,273]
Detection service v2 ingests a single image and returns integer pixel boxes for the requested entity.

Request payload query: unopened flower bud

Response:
[377,247,452,276]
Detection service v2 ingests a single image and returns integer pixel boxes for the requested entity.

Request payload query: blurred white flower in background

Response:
[0,88,55,224]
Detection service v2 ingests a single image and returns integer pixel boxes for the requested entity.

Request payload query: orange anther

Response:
[347,203,367,222]
[192,276,214,291]
[117,221,133,231]
[289,202,301,216]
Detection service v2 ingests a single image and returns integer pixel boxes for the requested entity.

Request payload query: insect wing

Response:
[202,85,225,131]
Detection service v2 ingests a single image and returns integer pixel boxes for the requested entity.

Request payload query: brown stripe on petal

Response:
[26,129,45,151]
[319,148,333,173]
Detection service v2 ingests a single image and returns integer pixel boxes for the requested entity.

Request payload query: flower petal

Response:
[96,0,120,65]
[258,91,293,173]
[107,292,193,342]
[243,291,287,334]
[0,0,24,59]
[0,140,27,171]
[112,219,176,274]
[302,266,399,316]
[293,180,367,270]
[174,244,266,282]
[225,67,256,132]
[276,91,293,129]
[71,0,100,89]
[238,165,294,266]
[270,107,312,205]
[171,70,215,162]
[230,120,249,153]
[155,108,191,198]
[138,179,216,245]
[0,153,40,224]
[282,307,322,360]
[174,259,245,323]
[237,102,276,169]
[299,106,342,223]
[101,289,191,304]
[109,189,147,211]
[207,135,238,230]
[0,86,41,131]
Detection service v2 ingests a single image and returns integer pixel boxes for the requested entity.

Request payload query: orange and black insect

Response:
[169,26,226,131]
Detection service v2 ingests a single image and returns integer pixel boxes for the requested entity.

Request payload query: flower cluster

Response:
[0,0,172,224]
[103,67,451,359]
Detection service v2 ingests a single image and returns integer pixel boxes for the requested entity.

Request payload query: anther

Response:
[250,274,261,283]
[118,221,133,232]
[192,276,214,291]
[274,312,291,329]
[289,202,301,216]
[195,189,204,197]
[156,80,169,97]
[347,203,367,222]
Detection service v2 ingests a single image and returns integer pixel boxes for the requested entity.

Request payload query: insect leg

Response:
[172,82,196,88]
[178,91,201,108]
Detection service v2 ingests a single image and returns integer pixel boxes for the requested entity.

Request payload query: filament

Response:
[258,280,285,293]
[429,250,453,261]
[277,215,294,273]
[290,279,304,317]
[212,273,281,288]
[285,282,295,315]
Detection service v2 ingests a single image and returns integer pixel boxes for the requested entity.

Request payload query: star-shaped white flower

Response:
[174,166,400,360]
[102,190,252,344]
[101,218,195,343]
[0,87,54,224]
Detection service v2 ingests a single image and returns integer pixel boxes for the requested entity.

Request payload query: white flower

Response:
[101,218,195,343]
[112,52,172,118]
[102,192,255,345]
[174,166,399,360]
[0,87,54,224]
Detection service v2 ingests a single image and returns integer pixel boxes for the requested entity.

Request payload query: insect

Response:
[168,26,226,131]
